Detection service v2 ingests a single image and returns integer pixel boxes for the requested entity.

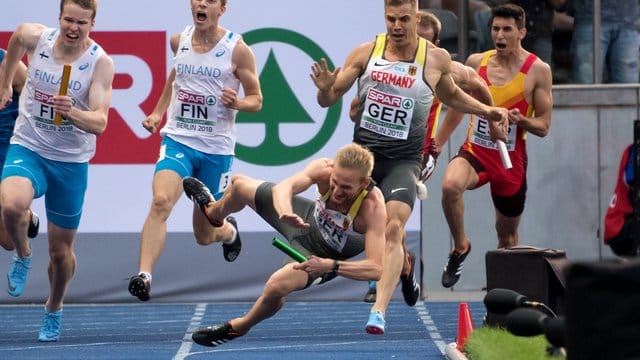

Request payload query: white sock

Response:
[222,224,238,245]
[139,272,152,283]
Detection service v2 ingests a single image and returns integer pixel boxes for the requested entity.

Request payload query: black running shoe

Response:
[400,251,420,306]
[192,322,243,347]
[222,216,242,262]
[363,286,376,303]
[28,210,39,239]
[183,177,223,227]
[128,273,151,301]
[441,243,471,288]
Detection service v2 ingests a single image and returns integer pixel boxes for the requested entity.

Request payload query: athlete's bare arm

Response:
[0,23,45,110]
[272,158,332,229]
[451,62,492,106]
[293,185,386,282]
[61,54,114,135]
[436,57,493,146]
[312,42,374,107]
[142,34,180,133]
[227,38,262,112]
[508,60,552,137]
[427,47,508,140]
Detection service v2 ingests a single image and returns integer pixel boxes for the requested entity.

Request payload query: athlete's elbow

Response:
[536,123,551,138]
[317,99,332,108]
[250,94,263,112]
[92,118,108,135]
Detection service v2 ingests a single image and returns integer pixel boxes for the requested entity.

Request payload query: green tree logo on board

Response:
[237,28,341,165]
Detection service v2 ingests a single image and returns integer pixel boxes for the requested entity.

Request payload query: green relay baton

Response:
[272,237,308,263]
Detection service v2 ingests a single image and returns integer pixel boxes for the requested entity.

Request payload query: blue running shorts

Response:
[2,144,88,229]
[155,136,233,200]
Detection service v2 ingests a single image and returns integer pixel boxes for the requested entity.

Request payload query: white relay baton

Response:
[497,140,512,169]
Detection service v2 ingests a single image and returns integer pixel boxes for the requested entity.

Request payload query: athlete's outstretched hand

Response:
[310,58,340,92]
[486,107,509,142]
[280,212,310,229]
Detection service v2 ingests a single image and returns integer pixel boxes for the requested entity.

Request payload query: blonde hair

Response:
[60,0,97,20]
[418,10,441,41]
[335,143,374,180]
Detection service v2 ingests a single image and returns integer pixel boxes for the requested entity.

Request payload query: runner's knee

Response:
[385,218,405,245]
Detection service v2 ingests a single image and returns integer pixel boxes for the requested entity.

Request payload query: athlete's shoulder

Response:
[465,52,486,69]
[14,23,47,50]
[531,54,552,73]
[306,158,333,173]
[354,40,376,56]
[361,185,386,220]
[526,51,552,81]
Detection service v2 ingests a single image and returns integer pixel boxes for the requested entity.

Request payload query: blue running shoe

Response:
[365,310,385,335]
[38,308,62,342]
[7,254,31,297]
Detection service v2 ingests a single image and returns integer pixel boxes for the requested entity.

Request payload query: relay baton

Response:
[497,140,512,169]
[272,237,308,263]
[54,64,72,125]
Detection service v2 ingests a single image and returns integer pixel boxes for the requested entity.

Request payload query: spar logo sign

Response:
[237,28,341,165]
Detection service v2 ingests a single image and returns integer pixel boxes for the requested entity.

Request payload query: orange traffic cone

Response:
[456,302,474,351]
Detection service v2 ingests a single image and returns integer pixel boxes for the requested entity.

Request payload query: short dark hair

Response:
[491,3,525,29]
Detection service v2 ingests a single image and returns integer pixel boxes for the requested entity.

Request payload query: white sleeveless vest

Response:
[161,26,241,155]
[12,28,105,162]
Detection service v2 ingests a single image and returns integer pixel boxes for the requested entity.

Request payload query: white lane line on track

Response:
[172,303,207,360]
[415,301,448,354]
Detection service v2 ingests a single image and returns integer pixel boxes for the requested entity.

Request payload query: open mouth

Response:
[196,11,207,21]
[66,33,79,40]
[495,43,507,50]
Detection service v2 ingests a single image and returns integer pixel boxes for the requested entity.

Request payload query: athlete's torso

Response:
[12,28,104,162]
[462,50,537,166]
[162,26,241,155]
[354,34,434,161]
[312,183,372,255]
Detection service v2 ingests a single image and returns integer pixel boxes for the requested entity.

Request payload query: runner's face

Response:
[329,166,365,206]
[417,24,436,43]
[385,4,418,47]
[191,0,226,27]
[58,3,94,48]
[491,17,523,54]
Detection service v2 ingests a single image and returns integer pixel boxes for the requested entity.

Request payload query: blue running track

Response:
[0,301,486,359]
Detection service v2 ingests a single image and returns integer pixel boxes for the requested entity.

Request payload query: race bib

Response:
[314,201,349,252]
[470,116,517,151]
[360,88,414,140]
[174,89,217,134]
[33,89,74,131]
